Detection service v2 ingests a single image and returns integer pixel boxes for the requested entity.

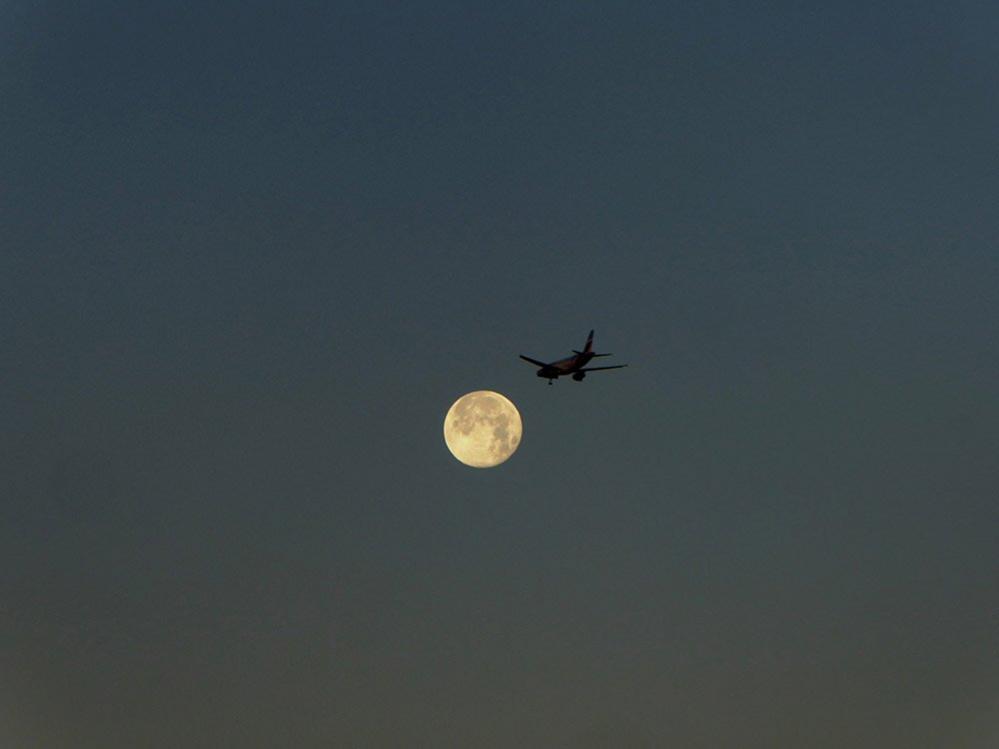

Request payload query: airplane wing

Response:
[577,364,627,372]
[519,355,549,367]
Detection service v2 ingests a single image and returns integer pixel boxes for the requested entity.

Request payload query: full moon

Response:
[443,390,522,468]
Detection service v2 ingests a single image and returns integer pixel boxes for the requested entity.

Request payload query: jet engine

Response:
[572,372,586,381]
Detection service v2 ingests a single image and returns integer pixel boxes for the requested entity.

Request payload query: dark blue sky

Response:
[3,2,998,746]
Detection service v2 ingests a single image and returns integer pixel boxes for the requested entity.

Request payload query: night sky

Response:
[3,2,999,746]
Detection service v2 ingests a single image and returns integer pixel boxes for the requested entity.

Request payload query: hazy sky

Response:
[3,2,998,746]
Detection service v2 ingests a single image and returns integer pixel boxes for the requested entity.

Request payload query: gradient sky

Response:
[3,2,998,747]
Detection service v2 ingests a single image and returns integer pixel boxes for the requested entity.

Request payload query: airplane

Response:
[519,330,627,384]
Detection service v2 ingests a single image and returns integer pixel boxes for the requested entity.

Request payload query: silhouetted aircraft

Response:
[519,330,627,384]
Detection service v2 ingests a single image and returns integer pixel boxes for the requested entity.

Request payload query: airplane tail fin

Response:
[573,330,597,355]
[573,331,611,357]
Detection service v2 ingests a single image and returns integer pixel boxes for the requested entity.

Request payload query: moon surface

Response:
[443,391,522,468]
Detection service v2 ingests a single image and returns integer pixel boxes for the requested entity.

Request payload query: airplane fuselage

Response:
[537,352,595,379]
